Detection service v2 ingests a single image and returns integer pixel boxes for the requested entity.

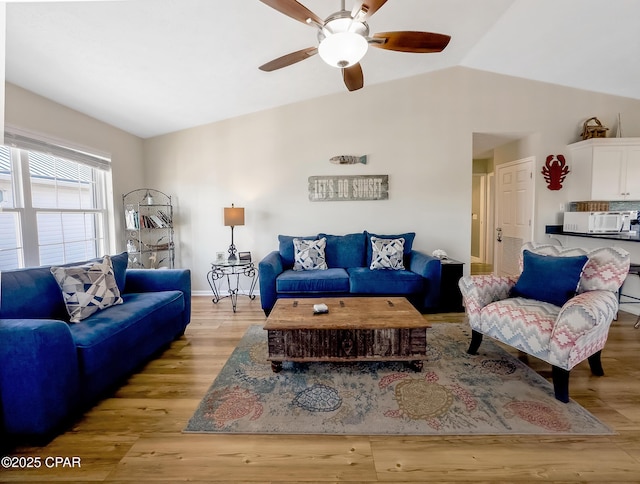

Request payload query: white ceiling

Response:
[5,0,640,141]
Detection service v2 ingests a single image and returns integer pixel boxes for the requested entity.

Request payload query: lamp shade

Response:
[224,205,245,227]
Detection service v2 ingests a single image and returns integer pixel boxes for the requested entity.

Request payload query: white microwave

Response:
[563,211,637,234]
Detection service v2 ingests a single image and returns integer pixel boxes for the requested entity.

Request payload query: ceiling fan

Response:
[258,0,451,92]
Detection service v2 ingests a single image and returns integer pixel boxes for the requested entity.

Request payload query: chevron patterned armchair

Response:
[458,242,630,402]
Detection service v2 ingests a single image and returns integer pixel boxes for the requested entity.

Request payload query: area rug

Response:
[184,323,613,435]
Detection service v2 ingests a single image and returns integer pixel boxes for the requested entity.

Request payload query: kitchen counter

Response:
[545,225,640,242]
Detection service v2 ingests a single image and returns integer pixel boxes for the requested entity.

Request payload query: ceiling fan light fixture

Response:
[318,32,368,68]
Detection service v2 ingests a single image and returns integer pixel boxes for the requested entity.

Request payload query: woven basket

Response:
[581,117,609,140]
[575,201,610,212]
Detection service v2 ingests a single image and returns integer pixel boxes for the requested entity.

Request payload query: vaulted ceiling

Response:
[5,0,640,139]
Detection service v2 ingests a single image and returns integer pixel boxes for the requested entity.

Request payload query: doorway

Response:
[471,173,486,263]
[471,162,494,275]
[471,132,534,276]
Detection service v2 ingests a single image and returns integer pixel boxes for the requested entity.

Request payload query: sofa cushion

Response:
[293,237,328,271]
[511,250,588,307]
[276,268,350,293]
[50,255,124,323]
[278,234,317,268]
[348,267,423,294]
[370,236,405,270]
[365,231,415,266]
[0,252,128,321]
[0,266,68,320]
[318,232,366,268]
[110,251,128,294]
[69,290,185,378]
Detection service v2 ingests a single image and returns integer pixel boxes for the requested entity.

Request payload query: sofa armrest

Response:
[258,251,284,315]
[549,290,618,370]
[124,269,191,327]
[0,319,79,438]
[458,274,517,326]
[409,250,442,310]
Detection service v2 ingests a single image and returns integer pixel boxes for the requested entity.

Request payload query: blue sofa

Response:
[259,231,442,315]
[0,252,191,441]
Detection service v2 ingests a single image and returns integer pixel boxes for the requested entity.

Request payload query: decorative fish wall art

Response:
[329,155,367,165]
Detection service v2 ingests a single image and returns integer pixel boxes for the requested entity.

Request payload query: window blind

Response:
[4,129,111,171]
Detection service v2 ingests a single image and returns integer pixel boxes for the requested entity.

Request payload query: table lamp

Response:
[224,203,244,261]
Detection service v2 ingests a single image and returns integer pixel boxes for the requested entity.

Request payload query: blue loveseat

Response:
[259,231,442,315]
[0,252,191,441]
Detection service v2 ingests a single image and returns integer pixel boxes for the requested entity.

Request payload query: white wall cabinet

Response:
[569,138,640,201]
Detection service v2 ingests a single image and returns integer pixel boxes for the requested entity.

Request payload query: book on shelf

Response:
[137,214,170,229]
[149,215,165,228]
[125,209,139,230]
[157,209,172,226]
[125,209,171,230]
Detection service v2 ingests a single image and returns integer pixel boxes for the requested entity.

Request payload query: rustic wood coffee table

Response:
[263,297,430,372]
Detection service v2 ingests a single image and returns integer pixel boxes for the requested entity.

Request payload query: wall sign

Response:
[308,175,389,202]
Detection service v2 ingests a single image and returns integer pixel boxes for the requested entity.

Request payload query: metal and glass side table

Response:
[207,259,257,312]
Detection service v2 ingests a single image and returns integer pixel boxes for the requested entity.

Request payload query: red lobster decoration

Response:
[541,154,570,190]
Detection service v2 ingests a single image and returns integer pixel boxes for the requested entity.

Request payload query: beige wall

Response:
[6,67,640,296]
[4,83,145,252]
[144,66,640,294]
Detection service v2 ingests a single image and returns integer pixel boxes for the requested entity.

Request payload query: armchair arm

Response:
[549,290,618,370]
[409,250,442,310]
[458,275,518,326]
[0,319,79,438]
[258,251,284,314]
[124,269,191,327]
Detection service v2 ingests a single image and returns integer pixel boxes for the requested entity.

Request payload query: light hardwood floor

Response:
[3,296,640,482]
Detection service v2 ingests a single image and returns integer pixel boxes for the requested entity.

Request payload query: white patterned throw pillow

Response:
[293,237,328,271]
[370,236,405,270]
[50,255,124,323]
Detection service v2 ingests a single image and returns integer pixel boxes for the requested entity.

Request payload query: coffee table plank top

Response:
[263,297,429,331]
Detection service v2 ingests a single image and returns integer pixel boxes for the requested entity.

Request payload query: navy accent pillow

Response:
[511,250,588,307]
[278,235,317,268]
[318,232,366,268]
[110,251,129,294]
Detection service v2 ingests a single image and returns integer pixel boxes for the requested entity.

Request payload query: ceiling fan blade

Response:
[259,0,322,26]
[371,31,451,53]
[342,63,364,92]
[351,0,389,20]
[259,47,318,72]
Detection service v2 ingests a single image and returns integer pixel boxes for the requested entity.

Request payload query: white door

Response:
[495,157,535,276]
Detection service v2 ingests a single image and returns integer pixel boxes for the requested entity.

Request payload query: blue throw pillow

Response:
[110,251,128,294]
[318,232,366,268]
[278,235,317,268]
[511,250,588,307]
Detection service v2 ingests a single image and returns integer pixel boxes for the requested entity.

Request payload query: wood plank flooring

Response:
[3,296,640,483]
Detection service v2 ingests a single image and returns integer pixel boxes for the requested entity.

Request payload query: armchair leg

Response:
[552,366,570,403]
[588,350,604,376]
[467,330,483,355]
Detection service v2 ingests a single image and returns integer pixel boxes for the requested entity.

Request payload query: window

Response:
[0,130,112,270]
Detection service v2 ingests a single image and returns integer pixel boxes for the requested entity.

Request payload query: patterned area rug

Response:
[184,323,613,435]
